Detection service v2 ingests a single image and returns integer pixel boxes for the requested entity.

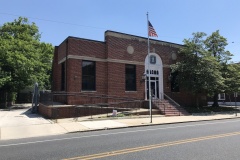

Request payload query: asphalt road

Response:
[1,119,240,160]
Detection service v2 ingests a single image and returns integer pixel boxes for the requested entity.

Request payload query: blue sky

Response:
[0,0,240,62]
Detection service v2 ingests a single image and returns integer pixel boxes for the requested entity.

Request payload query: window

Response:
[125,64,136,91]
[171,71,179,92]
[82,61,96,91]
[61,62,65,91]
[218,93,225,100]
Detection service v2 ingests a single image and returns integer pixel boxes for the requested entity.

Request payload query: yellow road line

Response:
[63,131,240,160]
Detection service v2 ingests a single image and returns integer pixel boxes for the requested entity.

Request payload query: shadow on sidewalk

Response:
[20,108,44,118]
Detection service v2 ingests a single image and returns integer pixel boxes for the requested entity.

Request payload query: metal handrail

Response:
[163,93,181,107]
[51,91,140,101]
[158,93,182,116]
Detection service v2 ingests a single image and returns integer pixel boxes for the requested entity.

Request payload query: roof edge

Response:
[105,30,183,47]
[67,36,105,43]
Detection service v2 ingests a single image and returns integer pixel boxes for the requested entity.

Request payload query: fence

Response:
[39,91,145,119]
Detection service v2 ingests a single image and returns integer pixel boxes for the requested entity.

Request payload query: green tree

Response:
[171,32,223,107]
[0,17,53,106]
[205,30,233,107]
[171,31,235,107]
[223,63,240,95]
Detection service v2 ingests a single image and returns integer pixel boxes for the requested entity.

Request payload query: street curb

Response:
[55,111,239,123]
[66,116,240,134]
[54,115,165,123]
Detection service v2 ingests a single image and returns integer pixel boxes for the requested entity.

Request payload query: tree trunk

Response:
[3,91,15,108]
[212,93,219,107]
[195,94,200,109]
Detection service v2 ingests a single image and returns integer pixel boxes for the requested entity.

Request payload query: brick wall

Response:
[66,59,81,92]
[166,92,207,107]
[38,103,135,119]
[65,38,107,104]
[38,103,53,118]
[68,37,106,58]
[58,39,67,62]
[105,32,177,100]
[52,31,206,107]
[52,46,62,92]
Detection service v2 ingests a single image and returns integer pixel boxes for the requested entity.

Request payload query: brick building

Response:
[52,30,207,108]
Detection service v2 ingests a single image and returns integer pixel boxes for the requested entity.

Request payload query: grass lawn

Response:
[185,105,239,113]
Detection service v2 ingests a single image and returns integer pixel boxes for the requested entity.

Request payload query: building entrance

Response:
[145,53,163,100]
[147,77,159,99]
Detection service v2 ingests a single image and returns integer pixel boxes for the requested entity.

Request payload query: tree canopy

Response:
[171,30,240,107]
[0,17,53,104]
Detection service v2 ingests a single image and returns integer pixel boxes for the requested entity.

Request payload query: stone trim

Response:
[58,55,170,68]
[58,57,66,64]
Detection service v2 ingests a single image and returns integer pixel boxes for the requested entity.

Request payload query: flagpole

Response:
[147,12,152,123]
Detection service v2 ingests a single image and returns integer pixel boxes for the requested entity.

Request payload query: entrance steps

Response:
[152,99,189,116]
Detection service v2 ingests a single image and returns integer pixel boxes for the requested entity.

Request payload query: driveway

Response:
[0,104,53,127]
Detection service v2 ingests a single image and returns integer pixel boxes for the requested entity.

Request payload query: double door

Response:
[147,77,159,99]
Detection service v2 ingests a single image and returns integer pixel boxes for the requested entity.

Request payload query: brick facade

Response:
[52,30,207,107]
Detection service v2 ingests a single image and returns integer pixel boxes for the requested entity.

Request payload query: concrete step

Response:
[152,100,189,116]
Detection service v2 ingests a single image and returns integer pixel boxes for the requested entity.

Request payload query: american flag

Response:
[148,21,158,37]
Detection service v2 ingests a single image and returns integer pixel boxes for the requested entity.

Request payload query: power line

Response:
[0,12,186,41]
[2,12,236,45]
[0,12,107,30]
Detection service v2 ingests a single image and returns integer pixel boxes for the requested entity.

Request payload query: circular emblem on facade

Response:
[150,55,156,64]
[127,45,134,54]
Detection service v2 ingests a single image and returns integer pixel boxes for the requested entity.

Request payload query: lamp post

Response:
[141,72,152,122]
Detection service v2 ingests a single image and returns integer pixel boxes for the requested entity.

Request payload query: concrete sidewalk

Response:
[0,107,239,140]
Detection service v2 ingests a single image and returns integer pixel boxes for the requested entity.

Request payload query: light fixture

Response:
[141,73,146,82]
